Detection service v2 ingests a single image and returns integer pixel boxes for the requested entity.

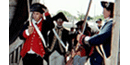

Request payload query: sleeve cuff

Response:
[79,34,86,45]
[25,29,30,36]
[44,12,50,16]
[84,36,90,45]
[84,36,90,41]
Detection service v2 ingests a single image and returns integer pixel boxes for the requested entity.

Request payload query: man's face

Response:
[56,18,64,26]
[32,12,43,22]
[97,21,102,24]
[77,25,83,30]
[103,8,111,18]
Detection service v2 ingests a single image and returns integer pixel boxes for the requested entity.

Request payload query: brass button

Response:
[94,58,96,61]
[39,43,41,45]
[31,40,33,42]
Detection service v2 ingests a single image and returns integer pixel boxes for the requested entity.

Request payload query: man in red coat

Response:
[20,3,54,65]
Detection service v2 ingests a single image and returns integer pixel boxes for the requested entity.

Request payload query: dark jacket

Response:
[88,19,113,65]
[48,27,72,56]
[89,20,113,57]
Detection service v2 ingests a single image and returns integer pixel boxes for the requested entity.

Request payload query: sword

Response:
[27,0,32,26]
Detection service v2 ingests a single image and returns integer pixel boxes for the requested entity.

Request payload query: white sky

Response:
[44,0,115,17]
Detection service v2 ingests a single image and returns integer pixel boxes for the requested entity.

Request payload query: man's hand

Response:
[42,8,48,13]
[76,33,82,42]
[75,43,80,51]
[71,49,76,58]
[28,26,34,35]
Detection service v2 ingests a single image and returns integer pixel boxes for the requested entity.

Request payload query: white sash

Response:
[52,28,66,48]
[32,19,47,48]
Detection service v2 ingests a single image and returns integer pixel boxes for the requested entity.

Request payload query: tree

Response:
[77,11,93,21]
[93,15,104,21]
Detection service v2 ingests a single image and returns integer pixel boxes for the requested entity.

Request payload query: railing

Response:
[9,37,24,65]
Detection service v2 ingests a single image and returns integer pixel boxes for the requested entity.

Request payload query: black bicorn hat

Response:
[30,3,47,14]
[76,20,88,27]
[52,12,68,22]
[96,18,102,23]
[101,1,114,11]
[76,21,84,26]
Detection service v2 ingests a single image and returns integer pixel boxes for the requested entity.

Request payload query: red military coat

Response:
[20,12,54,58]
[20,18,45,58]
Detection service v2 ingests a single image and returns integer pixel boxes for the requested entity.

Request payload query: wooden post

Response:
[110,0,120,65]
[17,47,21,63]
[13,51,16,64]
[10,54,12,64]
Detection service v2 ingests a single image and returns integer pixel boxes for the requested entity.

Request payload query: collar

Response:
[105,17,113,23]
[32,18,42,24]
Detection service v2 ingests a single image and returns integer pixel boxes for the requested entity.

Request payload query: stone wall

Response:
[9,0,45,26]
[9,0,17,26]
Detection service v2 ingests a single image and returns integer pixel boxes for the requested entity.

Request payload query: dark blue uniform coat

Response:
[87,20,113,65]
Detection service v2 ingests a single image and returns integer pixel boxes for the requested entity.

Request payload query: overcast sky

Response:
[44,0,115,17]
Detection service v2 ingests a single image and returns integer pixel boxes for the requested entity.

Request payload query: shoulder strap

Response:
[52,28,66,48]
[96,44,107,59]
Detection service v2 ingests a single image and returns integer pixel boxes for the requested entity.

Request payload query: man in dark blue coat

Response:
[44,12,72,65]
[77,1,114,65]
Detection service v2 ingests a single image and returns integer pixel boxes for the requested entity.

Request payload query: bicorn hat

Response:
[52,12,68,22]
[76,21,84,26]
[96,18,102,23]
[30,3,47,14]
[101,1,114,11]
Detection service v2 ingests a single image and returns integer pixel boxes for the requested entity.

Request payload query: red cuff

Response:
[45,12,50,16]
[89,46,94,56]
[79,34,86,45]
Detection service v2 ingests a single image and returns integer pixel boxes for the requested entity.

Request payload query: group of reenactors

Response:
[19,0,115,65]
